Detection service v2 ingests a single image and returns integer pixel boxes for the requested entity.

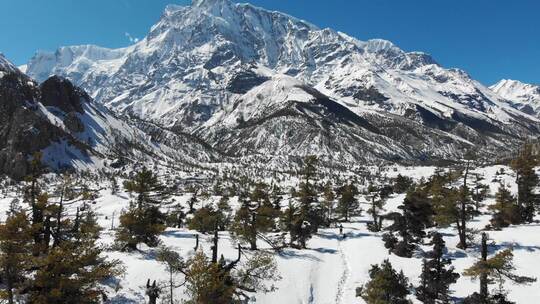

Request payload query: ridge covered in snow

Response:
[22,0,540,164]
[491,79,540,117]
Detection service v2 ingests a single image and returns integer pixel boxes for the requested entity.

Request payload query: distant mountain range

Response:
[2,0,539,176]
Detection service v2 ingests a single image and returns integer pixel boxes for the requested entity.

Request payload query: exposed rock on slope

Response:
[24,0,540,164]
[491,79,540,117]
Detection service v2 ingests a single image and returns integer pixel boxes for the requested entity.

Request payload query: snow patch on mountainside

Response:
[491,79,540,117]
[22,0,540,163]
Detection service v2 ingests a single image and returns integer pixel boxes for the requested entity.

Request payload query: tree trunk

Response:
[211,228,219,263]
[6,277,14,304]
[480,233,488,300]
[169,270,174,304]
[458,162,470,249]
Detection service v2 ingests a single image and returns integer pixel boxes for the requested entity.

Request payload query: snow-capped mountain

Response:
[0,55,220,179]
[491,79,540,117]
[24,0,540,164]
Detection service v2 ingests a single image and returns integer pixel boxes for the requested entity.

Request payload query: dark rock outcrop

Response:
[64,112,85,133]
[0,70,90,179]
[39,75,89,113]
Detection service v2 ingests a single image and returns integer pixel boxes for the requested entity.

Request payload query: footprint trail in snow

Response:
[335,229,351,304]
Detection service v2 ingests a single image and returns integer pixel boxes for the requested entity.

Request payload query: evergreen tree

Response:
[279,201,297,246]
[183,248,280,303]
[28,208,123,303]
[383,187,433,257]
[123,167,168,210]
[116,206,166,251]
[394,174,414,194]
[216,195,233,230]
[165,202,185,228]
[230,185,277,250]
[489,185,520,229]
[109,176,118,195]
[278,156,323,249]
[156,246,185,304]
[23,153,48,255]
[184,251,234,304]
[471,173,489,213]
[456,153,476,249]
[415,233,459,304]
[337,183,359,222]
[322,181,335,226]
[301,155,318,184]
[0,209,33,304]
[463,233,536,303]
[366,186,386,232]
[188,206,219,234]
[510,143,539,222]
[359,259,411,304]
[429,170,475,249]
[116,168,167,250]
[187,188,199,214]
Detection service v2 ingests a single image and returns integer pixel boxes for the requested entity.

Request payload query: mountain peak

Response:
[192,0,231,9]
[491,79,540,110]
[491,79,539,92]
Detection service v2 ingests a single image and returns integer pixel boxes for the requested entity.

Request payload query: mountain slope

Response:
[0,55,221,178]
[24,0,540,163]
[491,79,540,117]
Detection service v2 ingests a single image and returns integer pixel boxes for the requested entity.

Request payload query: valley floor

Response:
[1,165,539,303]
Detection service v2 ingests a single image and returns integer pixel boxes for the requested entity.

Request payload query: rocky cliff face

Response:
[0,57,73,178]
[1,54,220,179]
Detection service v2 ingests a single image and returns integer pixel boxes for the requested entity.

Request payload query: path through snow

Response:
[335,230,351,304]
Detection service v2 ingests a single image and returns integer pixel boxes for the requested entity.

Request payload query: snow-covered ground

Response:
[1,165,538,303]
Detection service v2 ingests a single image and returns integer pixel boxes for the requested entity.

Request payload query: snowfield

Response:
[1,165,538,303]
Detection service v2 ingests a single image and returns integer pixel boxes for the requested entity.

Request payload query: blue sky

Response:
[0,0,538,85]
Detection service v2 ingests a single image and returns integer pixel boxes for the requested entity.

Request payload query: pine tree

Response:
[301,155,318,184]
[184,251,234,304]
[489,185,520,229]
[471,173,489,213]
[429,170,475,249]
[366,186,386,232]
[183,248,280,303]
[359,259,411,304]
[415,233,459,304]
[463,233,536,303]
[394,174,414,193]
[280,201,297,246]
[123,167,168,210]
[23,153,48,255]
[399,188,433,241]
[116,206,166,250]
[156,246,185,304]
[216,195,233,230]
[28,208,123,303]
[383,187,433,257]
[230,185,277,250]
[510,143,539,223]
[110,176,118,195]
[116,168,167,250]
[337,183,359,222]
[456,153,475,249]
[0,209,33,304]
[187,188,199,214]
[322,181,335,226]
[165,202,185,228]
[277,157,323,249]
[188,206,219,234]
